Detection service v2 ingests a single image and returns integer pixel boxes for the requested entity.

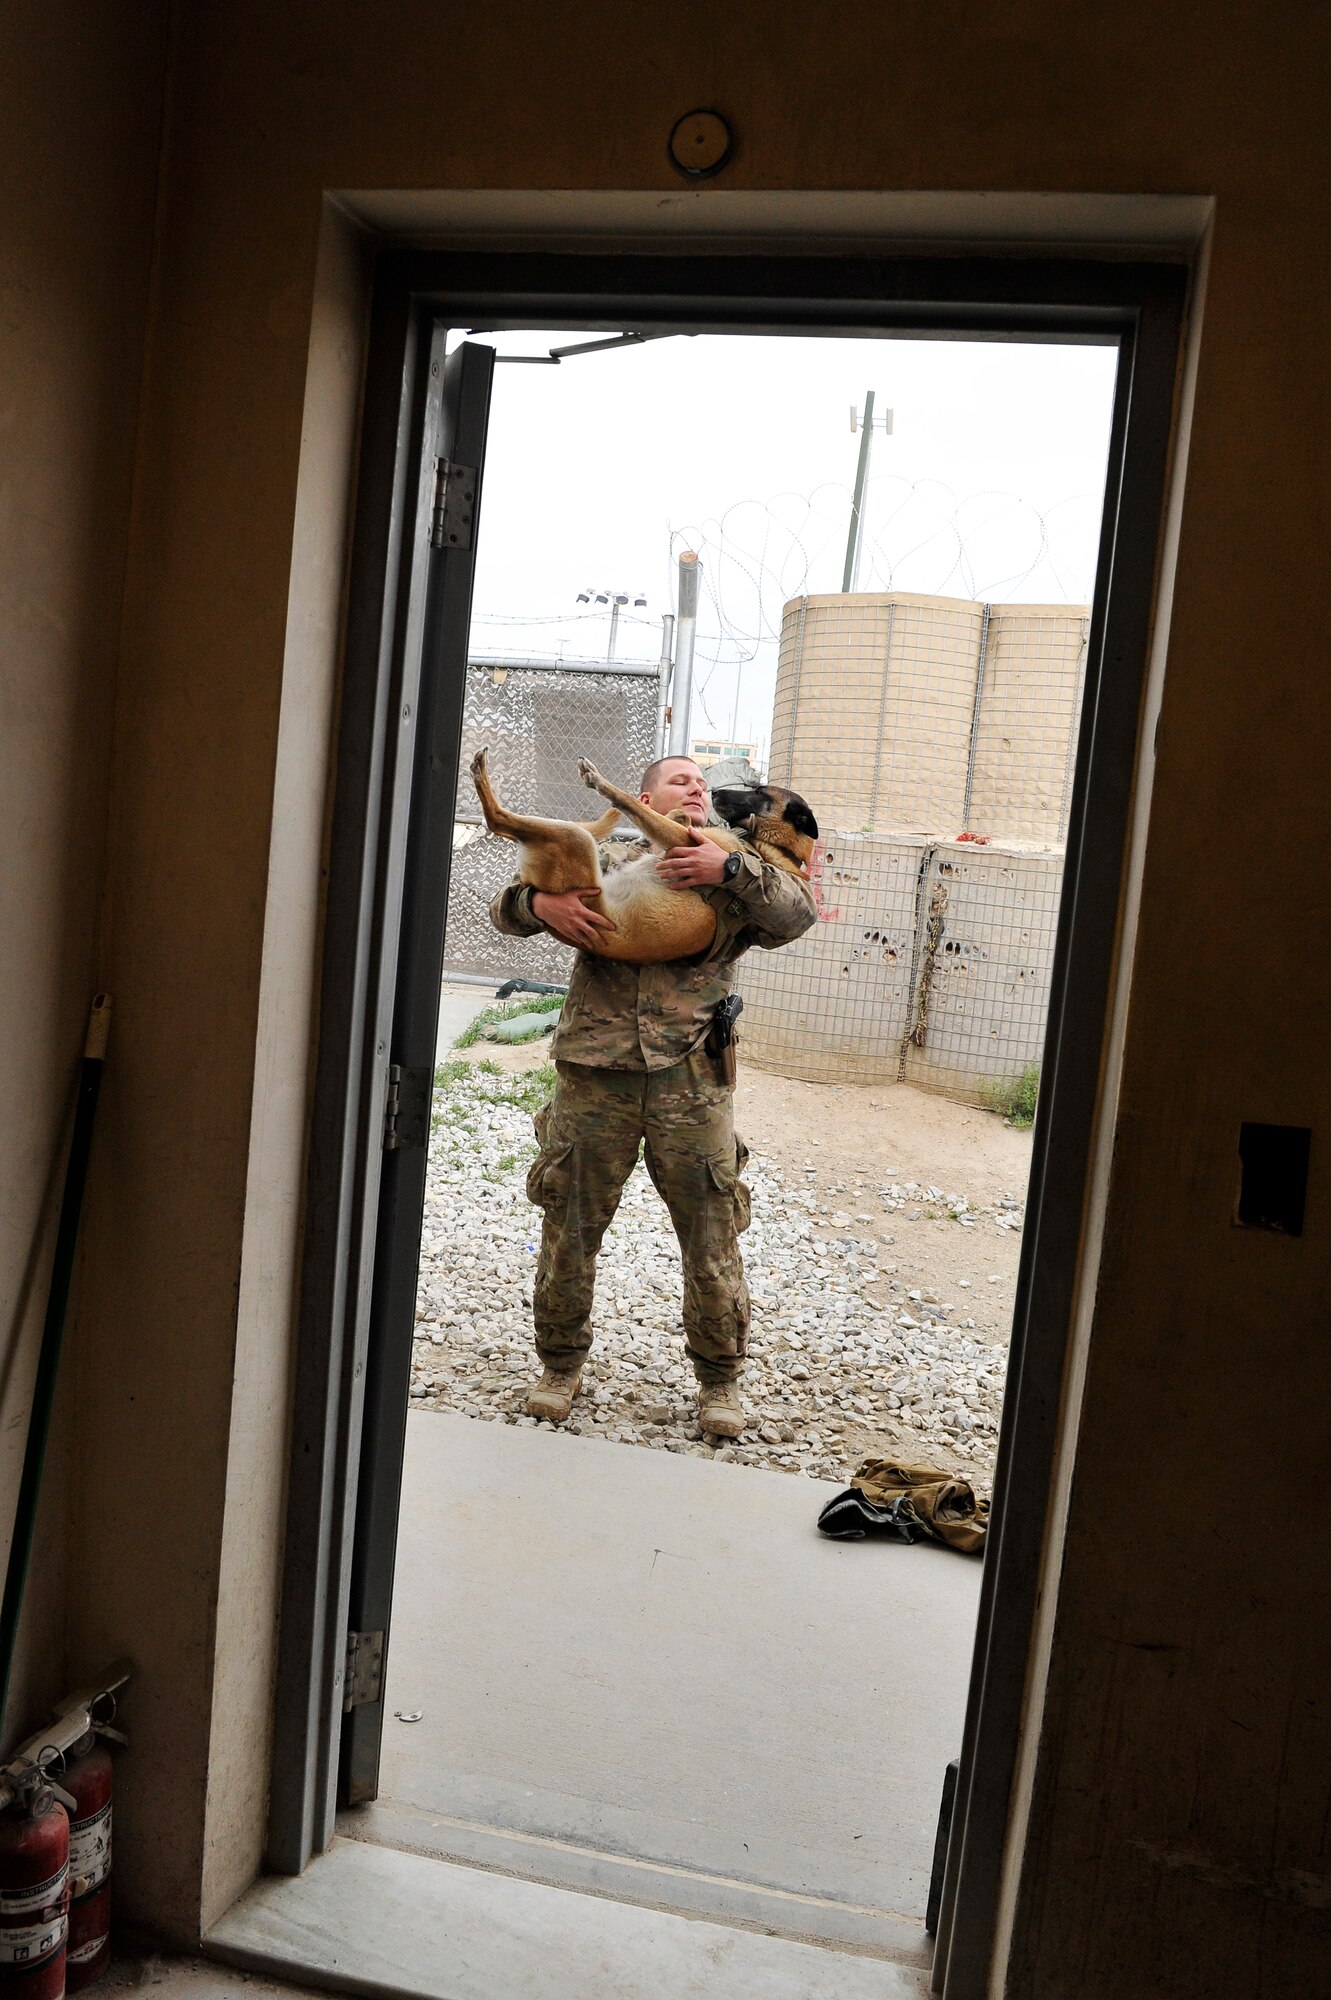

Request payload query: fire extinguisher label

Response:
[69,1803,112,1897]
[67,1933,109,1968]
[0,1866,68,1917]
[0,1913,67,1963]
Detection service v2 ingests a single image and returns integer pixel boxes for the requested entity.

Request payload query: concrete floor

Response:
[106,1954,329,2000]
[347,1410,981,1960]
[210,1837,931,2000]
[434,980,495,1061]
[203,978,967,1997]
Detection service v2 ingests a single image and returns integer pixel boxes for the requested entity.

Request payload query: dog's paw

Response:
[578,758,604,790]
[470,746,488,780]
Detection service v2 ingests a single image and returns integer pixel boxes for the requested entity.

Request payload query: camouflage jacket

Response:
[489,836,816,1070]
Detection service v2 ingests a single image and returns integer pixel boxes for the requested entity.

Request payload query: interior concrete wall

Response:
[13,0,1326,1990]
[0,6,166,1744]
[199,201,371,1929]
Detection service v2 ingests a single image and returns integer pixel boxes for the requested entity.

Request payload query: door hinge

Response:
[383,1063,431,1151]
[343,1629,385,1712]
[430,456,477,549]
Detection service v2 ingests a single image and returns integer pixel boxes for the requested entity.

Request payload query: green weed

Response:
[429,1054,556,1135]
[433,1057,472,1088]
[983,1063,1040,1128]
[491,1062,557,1117]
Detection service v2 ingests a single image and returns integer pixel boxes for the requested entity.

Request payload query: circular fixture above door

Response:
[668,110,733,180]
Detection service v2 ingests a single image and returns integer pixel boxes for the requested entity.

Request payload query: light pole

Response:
[843,394,894,593]
[576,587,647,662]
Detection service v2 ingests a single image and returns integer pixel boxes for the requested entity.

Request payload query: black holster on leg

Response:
[705,994,744,1090]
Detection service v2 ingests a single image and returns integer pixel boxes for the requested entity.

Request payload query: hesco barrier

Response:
[770,593,1089,844]
[744,590,1085,1101]
[737,831,1064,1103]
[441,655,658,982]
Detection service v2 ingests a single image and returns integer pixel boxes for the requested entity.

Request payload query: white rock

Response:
[414,1061,1006,1489]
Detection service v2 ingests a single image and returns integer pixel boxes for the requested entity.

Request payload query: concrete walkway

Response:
[350,1410,981,1962]
[435,979,495,1061]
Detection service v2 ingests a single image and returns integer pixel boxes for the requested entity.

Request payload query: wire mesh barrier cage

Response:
[964,606,1089,843]
[900,844,1063,1096]
[741,591,1085,1104]
[735,833,928,1082]
[771,595,985,833]
[442,657,660,982]
[736,835,1064,1101]
[770,593,1089,844]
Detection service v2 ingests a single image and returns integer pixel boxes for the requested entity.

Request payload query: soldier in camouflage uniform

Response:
[490,755,816,1439]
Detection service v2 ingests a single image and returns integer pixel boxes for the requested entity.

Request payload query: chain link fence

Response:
[442,657,660,982]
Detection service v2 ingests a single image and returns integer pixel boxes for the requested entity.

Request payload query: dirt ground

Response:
[734,1064,1031,1342]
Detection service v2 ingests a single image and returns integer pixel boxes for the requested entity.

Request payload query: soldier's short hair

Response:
[640,754,703,796]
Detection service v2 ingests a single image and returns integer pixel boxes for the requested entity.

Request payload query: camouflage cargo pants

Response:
[525,1047,752,1386]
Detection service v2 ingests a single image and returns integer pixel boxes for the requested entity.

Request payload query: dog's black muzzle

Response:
[710,787,761,829]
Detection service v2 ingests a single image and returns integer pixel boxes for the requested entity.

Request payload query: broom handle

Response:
[0,996,112,1735]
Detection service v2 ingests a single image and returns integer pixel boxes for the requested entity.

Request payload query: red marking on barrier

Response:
[806,841,841,921]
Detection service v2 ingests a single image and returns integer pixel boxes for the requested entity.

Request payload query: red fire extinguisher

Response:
[59,1736,111,1995]
[0,1775,70,2000]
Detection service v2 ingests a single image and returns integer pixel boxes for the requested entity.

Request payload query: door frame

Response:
[337,337,496,1804]
[267,244,1190,2000]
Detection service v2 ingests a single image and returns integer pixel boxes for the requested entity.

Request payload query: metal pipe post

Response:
[656,612,675,757]
[667,552,700,758]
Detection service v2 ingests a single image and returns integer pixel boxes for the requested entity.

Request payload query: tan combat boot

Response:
[697,1380,746,1441]
[526,1365,584,1423]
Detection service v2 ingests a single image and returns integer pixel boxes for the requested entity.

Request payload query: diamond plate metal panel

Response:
[443,659,659,982]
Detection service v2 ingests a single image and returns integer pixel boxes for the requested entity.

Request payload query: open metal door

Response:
[338,336,494,1804]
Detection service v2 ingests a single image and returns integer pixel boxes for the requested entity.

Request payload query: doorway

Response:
[263,250,1186,2000]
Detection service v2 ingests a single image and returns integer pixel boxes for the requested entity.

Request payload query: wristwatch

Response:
[722,851,743,883]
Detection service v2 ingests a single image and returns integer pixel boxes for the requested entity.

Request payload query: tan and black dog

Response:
[469,748,819,964]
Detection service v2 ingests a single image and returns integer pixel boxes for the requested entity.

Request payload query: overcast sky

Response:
[454,329,1119,760]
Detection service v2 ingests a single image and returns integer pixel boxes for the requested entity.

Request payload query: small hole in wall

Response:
[1236,1123,1311,1236]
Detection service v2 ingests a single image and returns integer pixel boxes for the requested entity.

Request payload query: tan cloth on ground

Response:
[850,1459,990,1554]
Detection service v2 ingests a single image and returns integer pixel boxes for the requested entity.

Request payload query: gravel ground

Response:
[411,1052,1025,1491]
